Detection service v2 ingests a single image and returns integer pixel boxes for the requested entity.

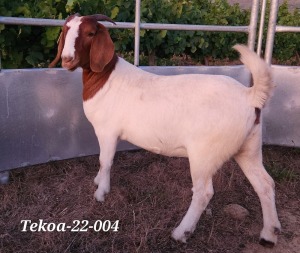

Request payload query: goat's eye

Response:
[88,32,95,37]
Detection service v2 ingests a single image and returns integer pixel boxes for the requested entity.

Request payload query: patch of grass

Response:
[265,161,300,182]
[263,145,300,183]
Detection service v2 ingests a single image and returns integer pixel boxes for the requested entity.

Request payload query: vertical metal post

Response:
[247,0,260,51]
[247,0,260,87]
[257,0,267,56]
[265,0,279,65]
[134,0,141,66]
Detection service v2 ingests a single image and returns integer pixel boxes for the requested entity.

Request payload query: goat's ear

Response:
[90,24,115,72]
[49,31,64,68]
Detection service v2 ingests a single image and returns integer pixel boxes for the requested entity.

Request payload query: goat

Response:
[49,14,281,246]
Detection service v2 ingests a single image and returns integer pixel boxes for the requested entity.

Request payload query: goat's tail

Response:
[233,44,273,109]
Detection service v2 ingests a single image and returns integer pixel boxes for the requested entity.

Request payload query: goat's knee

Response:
[93,145,115,202]
[94,171,101,185]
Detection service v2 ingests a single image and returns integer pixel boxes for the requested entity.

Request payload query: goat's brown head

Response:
[49,14,116,72]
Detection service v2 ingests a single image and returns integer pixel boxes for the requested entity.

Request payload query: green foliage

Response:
[0,0,65,68]
[273,1,300,63]
[137,0,249,64]
[258,0,300,64]
[0,0,299,68]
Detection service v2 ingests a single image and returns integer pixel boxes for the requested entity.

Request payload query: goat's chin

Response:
[67,66,78,72]
[62,61,79,71]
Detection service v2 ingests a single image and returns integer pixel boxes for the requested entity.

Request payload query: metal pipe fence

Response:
[0,0,260,66]
[2,0,299,65]
[264,0,300,64]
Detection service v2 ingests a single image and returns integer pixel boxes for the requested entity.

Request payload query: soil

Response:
[0,146,299,253]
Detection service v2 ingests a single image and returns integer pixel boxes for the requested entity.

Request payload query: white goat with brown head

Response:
[50,14,281,246]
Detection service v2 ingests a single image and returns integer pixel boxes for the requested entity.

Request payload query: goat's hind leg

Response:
[172,154,215,243]
[234,127,281,247]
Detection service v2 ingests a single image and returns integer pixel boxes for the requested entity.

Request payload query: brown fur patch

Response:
[254,107,261,124]
[82,53,118,101]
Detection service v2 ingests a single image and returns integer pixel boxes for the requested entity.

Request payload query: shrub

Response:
[0,0,299,68]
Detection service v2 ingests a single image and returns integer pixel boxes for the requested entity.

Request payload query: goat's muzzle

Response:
[61,56,79,71]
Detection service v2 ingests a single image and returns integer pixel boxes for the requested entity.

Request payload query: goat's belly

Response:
[147,145,188,157]
[120,131,188,157]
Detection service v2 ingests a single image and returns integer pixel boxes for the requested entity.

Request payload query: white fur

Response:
[62,22,281,245]
[61,16,82,59]
[233,45,274,109]
[83,52,280,244]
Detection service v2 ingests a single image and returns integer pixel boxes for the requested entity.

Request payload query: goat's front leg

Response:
[94,136,118,202]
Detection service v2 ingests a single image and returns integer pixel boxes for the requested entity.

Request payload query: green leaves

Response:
[0,0,63,68]
[25,51,44,67]
[66,0,75,13]
[0,24,5,32]
[45,27,61,42]
[136,0,251,64]
[273,1,300,63]
[159,30,167,39]
[111,6,119,19]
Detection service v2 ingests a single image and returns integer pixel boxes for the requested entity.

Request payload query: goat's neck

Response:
[82,53,118,101]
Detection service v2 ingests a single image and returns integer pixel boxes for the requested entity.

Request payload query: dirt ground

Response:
[0,146,299,253]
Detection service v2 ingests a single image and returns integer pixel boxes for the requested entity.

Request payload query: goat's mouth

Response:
[62,60,80,71]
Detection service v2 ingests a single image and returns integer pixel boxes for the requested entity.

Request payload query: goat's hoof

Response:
[259,225,280,247]
[259,238,275,248]
[94,190,105,202]
[171,228,189,243]
[274,227,281,235]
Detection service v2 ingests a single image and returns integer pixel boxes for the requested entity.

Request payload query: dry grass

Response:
[0,146,300,253]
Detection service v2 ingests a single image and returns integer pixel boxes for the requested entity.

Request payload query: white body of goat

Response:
[50,14,281,246]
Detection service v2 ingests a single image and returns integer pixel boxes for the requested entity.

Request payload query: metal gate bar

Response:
[257,0,267,55]
[265,0,300,63]
[265,0,279,64]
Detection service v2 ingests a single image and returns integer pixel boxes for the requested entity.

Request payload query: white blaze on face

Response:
[61,16,82,59]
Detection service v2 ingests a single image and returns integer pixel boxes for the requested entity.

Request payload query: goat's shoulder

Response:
[113,57,141,74]
[110,57,157,83]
